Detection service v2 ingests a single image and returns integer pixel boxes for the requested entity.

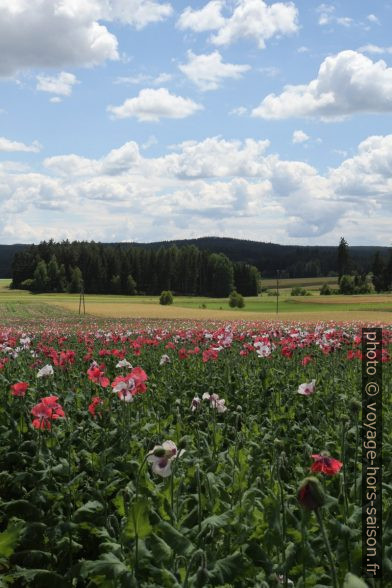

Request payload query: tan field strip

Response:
[291,294,392,305]
[47,300,392,323]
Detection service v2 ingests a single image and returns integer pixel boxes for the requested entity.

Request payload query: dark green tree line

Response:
[11,240,260,297]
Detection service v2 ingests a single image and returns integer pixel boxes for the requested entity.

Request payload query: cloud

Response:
[176,0,225,32]
[115,72,173,85]
[36,72,78,96]
[317,4,353,28]
[3,134,392,244]
[107,0,173,29]
[0,137,42,153]
[0,0,172,77]
[107,88,203,122]
[177,0,298,48]
[179,50,250,91]
[252,50,392,120]
[367,14,380,25]
[292,130,309,143]
[329,135,392,198]
[229,106,248,116]
[358,44,392,55]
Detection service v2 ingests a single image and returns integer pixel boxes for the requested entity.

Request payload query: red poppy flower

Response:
[310,453,343,476]
[31,396,65,430]
[11,381,29,397]
[298,476,325,510]
[87,364,110,387]
[88,396,103,418]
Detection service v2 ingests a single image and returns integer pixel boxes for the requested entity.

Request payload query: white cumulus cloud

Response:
[292,130,310,143]
[36,72,78,96]
[179,50,250,91]
[252,50,392,120]
[107,88,203,122]
[0,137,42,153]
[0,0,172,77]
[177,0,298,48]
[176,0,225,32]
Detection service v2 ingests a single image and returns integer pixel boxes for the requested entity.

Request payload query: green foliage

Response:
[69,266,83,293]
[0,322,391,586]
[290,287,307,296]
[208,253,234,297]
[126,274,137,295]
[339,273,375,294]
[320,283,332,295]
[159,290,173,305]
[32,260,49,292]
[20,278,34,290]
[228,290,245,308]
[337,237,351,280]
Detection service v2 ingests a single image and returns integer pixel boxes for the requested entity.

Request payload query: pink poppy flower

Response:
[297,379,316,396]
[147,440,185,477]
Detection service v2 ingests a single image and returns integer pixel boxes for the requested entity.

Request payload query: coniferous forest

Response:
[10,240,261,297]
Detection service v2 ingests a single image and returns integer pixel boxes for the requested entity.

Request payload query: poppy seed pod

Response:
[297,476,325,510]
[152,446,166,457]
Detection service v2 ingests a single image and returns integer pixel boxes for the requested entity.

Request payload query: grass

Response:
[0,277,391,322]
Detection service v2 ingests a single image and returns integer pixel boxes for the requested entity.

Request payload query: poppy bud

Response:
[195,566,210,587]
[297,476,325,510]
[152,446,166,457]
[349,399,361,414]
[178,436,188,450]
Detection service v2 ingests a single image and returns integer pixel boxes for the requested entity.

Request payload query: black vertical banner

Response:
[362,328,382,579]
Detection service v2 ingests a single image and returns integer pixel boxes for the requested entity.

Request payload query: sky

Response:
[1,0,392,246]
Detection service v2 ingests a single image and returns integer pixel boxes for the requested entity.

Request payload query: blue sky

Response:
[1,0,392,245]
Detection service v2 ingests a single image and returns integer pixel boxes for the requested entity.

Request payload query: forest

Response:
[10,240,260,297]
[2,236,391,280]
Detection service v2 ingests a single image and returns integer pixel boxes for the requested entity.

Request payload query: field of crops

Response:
[0,318,391,587]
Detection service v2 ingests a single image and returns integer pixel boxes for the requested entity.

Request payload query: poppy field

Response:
[0,319,391,587]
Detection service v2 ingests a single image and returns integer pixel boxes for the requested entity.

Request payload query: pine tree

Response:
[47,254,60,292]
[372,252,385,292]
[337,237,350,282]
[33,260,49,292]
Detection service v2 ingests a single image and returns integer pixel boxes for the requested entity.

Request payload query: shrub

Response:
[229,290,245,308]
[291,287,307,296]
[20,278,34,291]
[159,290,173,305]
[320,283,332,295]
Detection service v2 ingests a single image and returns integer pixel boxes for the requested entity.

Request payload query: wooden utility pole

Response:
[79,280,86,315]
[276,269,280,314]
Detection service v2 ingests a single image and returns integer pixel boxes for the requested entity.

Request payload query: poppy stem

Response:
[315,508,338,588]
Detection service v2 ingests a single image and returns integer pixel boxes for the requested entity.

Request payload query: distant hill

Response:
[0,237,390,279]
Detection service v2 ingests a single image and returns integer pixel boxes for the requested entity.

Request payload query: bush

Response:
[229,290,245,308]
[320,283,332,295]
[291,287,307,296]
[267,291,279,297]
[20,278,34,291]
[159,290,173,305]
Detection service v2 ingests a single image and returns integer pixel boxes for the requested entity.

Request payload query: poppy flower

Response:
[88,396,103,417]
[159,354,170,365]
[37,364,54,378]
[87,364,110,387]
[310,452,343,476]
[147,440,185,477]
[190,395,201,412]
[297,476,325,510]
[31,396,65,430]
[297,379,316,396]
[10,382,29,397]
[202,392,227,413]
